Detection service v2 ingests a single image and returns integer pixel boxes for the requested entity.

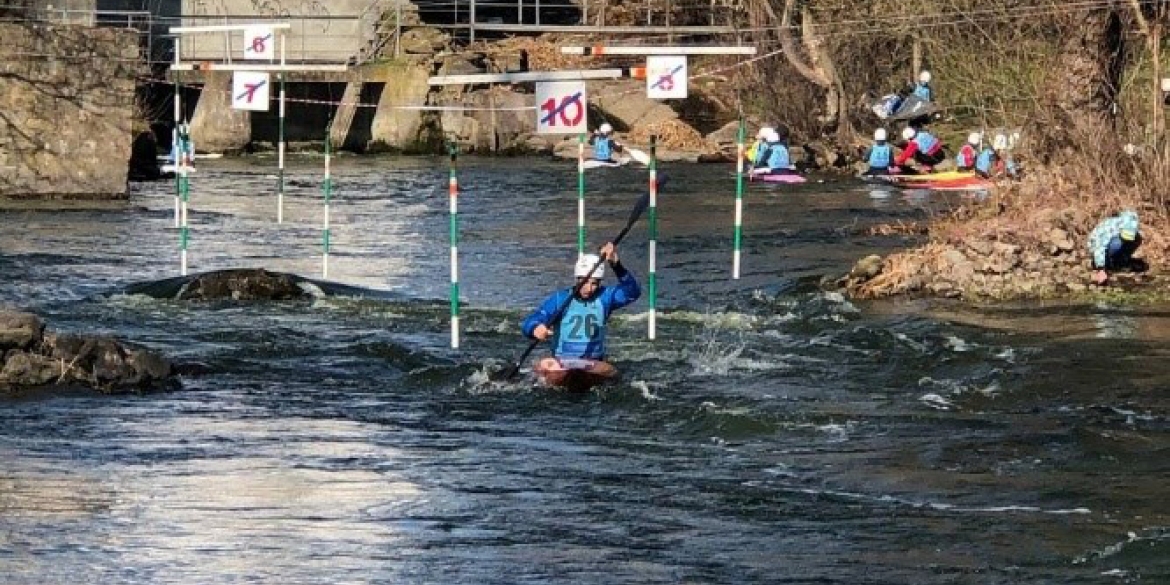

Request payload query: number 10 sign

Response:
[535,81,587,134]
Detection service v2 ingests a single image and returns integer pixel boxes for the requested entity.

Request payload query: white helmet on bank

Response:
[874,128,888,141]
[919,70,932,84]
[993,133,1009,150]
[574,254,606,280]
[757,126,774,140]
[902,127,917,141]
[765,129,782,142]
[598,123,613,134]
[967,132,982,146]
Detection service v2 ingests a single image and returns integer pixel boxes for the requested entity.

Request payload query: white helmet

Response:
[901,127,917,141]
[873,128,887,141]
[765,129,781,143]
[757,126,774,140]
[919,70,932,84]
[598,123,613,134]
[992,133,1008,150]
[967,132,981,146]
[574,254,605,280]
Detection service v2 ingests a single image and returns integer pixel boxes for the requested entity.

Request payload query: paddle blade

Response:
[490,363,520,382]
[627,148,651,166]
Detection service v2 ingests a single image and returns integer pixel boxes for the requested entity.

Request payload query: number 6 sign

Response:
[242,26,275,61]
[535,81,588,135]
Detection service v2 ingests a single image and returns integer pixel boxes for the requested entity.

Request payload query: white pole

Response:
[322,136,332,279]
[277,32,286,224]
[560,45,756,56]
[172,36,181,228]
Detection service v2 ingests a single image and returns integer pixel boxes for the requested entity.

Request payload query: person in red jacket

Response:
[955,132,980,171]
[894,126,946,172]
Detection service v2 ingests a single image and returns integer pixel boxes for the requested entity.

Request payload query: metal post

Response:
[648,135,658,340]
[536,0,541,26]
[518,0,523,24]
[470,0,476,43]
[277,32,286,224]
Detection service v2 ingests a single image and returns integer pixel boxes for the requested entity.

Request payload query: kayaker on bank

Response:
[522,242,640,360]
[913,70,933,102]
[863,128,894,175]
[955,132,980,171]
[894,126,947,172]
[1088,210,1144,285]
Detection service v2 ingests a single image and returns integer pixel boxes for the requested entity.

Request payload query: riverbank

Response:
[843,158,1170,301]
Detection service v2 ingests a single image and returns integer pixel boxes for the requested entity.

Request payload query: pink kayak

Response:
[534,357,618,392]
[750,172,807,184]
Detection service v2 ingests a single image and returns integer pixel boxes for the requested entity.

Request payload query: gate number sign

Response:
[535,81,588,134]
[232,71,271,111]
[646,56,688,99]
[243,26,275,61]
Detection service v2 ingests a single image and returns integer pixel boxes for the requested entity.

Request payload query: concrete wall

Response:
[0,23,139,198]
[180,0,395,64]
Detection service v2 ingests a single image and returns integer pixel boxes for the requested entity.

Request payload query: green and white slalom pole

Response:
[648,135,658,340]
[577,132,586,256]
[179,162,190,276]
[276,32,286,224]
[321,127,333,279]
[448,141,461,349]
[172,38,181,228]
[733,118,746,279]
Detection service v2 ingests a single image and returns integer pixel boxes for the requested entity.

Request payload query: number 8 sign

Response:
[535,81,588,135]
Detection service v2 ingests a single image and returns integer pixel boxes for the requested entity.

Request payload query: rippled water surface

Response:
[0,156,1167,584]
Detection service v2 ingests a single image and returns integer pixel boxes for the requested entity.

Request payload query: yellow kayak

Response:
[890,171,975,182]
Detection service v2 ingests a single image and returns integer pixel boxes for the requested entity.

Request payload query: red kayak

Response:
[534,357,619,392]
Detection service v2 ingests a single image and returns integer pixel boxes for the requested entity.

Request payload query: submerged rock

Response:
[125,268,318,301]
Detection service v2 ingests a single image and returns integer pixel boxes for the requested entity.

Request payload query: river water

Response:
[0,157,1166,584]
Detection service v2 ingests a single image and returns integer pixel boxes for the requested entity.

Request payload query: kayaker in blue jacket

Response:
[522,242,641,360]
[863,128,893,175]
[589,123,624,163]
[752,127,798,176]
[913,70,933,102]
[1088,210,1143,285]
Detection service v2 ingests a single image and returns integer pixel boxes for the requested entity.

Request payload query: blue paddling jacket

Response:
[913,82,932,102]
[522,266,640,359]
[592,135,616,161]
[868,143,892,169]
[765,142,792,170]
[975,147,996,175]
[1088,210,1140,269]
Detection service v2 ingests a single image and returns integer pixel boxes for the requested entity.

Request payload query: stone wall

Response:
[0,23,140,198]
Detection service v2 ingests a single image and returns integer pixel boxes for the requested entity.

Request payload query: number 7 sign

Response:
[232,71,271,111]
[535,81,588,135]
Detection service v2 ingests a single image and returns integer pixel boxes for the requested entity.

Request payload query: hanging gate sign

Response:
[232,71,271,111]
[535,81,588,134]
[646,56,688,99]
[242,26,275,60]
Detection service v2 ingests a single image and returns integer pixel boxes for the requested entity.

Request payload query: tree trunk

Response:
[1031,6,1124,157]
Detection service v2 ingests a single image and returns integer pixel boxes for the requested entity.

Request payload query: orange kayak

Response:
[534,357,618,392]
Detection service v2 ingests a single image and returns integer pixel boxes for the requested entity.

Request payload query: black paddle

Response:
[492,178,663,382]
